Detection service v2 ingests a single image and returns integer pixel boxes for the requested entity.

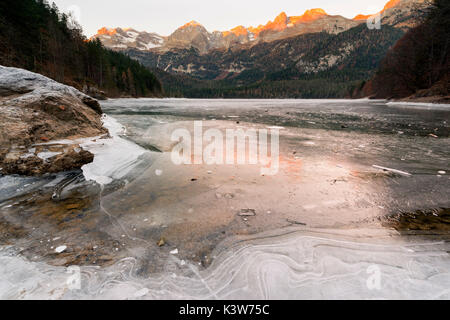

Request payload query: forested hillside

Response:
[0,0,161,98]
[131,24,404,98]
[362,0,449,102]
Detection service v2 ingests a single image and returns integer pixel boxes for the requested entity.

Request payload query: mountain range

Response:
[93,0,426,54]
[93,9,357,54]
[91,0,430,98]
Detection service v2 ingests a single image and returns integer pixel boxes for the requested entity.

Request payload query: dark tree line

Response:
[0,0,161,97]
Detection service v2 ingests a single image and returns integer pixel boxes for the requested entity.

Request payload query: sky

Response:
[51,0,390,37]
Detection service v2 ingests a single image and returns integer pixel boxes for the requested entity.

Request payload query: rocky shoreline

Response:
[0,66,108,176]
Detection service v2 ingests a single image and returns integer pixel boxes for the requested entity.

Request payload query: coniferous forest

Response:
[0,0,162,97]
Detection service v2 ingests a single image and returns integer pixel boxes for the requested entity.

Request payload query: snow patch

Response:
[142,42,162,50]
[112,44,127,49]
[54,246,67,253]
[37,151,62,161]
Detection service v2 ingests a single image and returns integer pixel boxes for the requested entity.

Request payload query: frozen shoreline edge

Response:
[387,101,450,110]
[80,115,148,185]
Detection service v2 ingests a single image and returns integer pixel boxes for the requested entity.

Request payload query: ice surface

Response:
[0,98,448,300]
[387,101,450,110]
[0,228,449,300]
[0,175,54,203]
[80,115,147,185]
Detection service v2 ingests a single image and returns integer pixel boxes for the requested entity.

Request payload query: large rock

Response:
[0,66,108,176]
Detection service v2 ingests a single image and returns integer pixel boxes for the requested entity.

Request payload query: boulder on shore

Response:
[0,66,108,176]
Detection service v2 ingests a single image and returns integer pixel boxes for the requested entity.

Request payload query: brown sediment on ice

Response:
[0,186,127,268]
[0,217,28,244]
[382,208,450,232]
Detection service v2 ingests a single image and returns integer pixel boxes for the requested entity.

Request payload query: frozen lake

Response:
[0,99,449,299]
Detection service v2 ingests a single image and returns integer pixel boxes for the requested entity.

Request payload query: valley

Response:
[91,0,430,99]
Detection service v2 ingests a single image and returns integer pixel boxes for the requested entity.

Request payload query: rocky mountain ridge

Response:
[92,9,362,54]
[95,27,164,51]
[92,0,427,55]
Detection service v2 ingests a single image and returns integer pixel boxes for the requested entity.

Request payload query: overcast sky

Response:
[51,0,389,37]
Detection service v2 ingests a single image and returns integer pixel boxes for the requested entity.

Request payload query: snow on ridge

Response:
[142,42,162,50]
[112,44,128,49]
[127,31,139,38]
